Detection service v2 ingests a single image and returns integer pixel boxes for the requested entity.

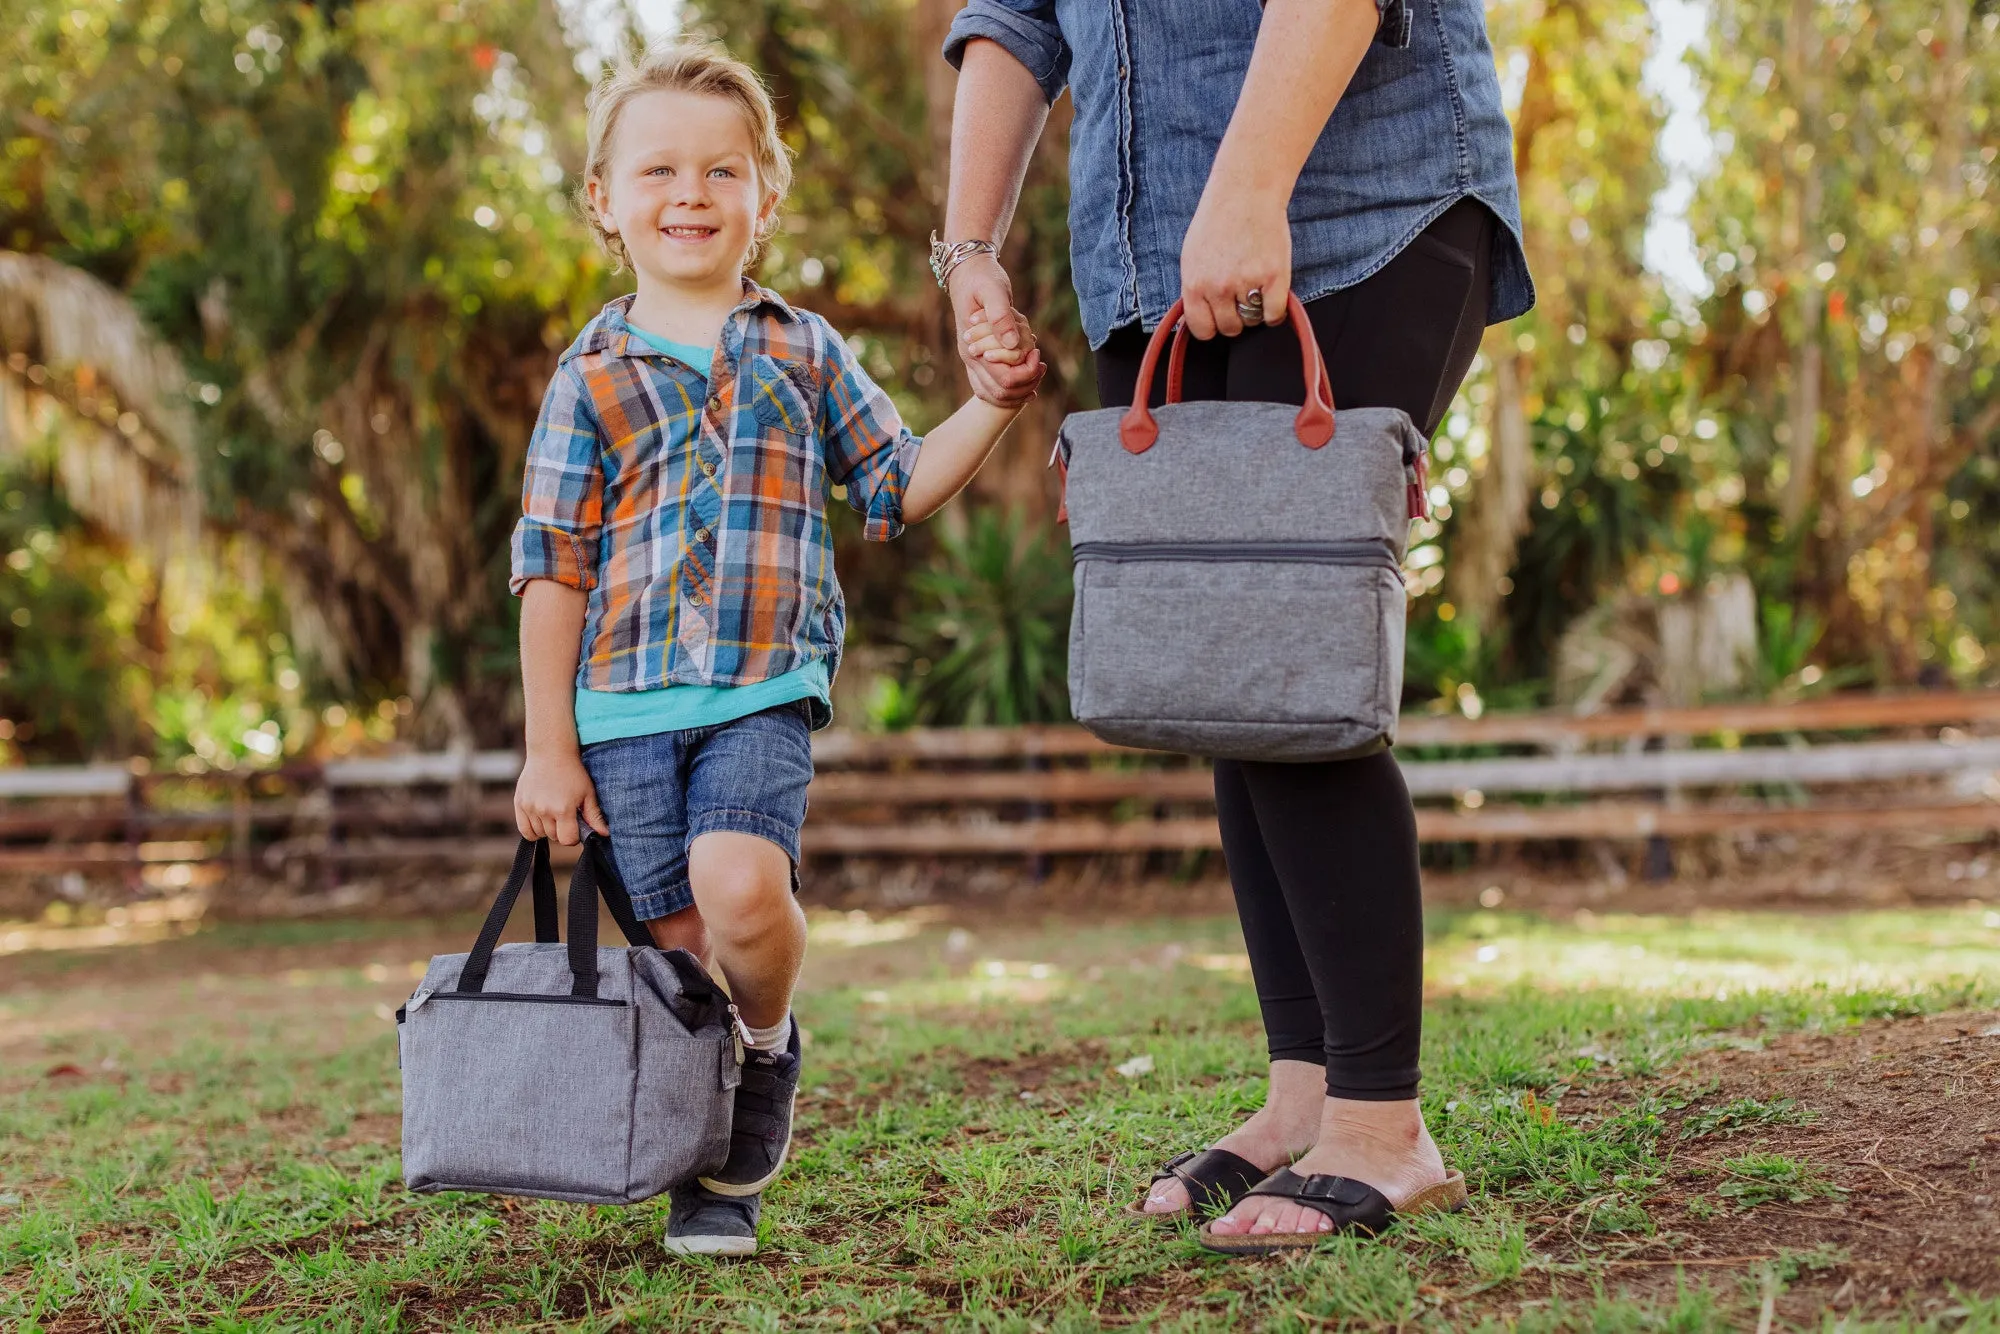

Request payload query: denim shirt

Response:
[944,0,1534,347]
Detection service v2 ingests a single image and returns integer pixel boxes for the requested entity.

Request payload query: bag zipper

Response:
[727,1002,753,1065]
[1070,540,1400,570]
[422,991,628,1007]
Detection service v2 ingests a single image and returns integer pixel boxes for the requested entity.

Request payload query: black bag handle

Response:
[453,835,656,998]
[561,834,658,996]
[585,835,655,950]
[454,838,558,993]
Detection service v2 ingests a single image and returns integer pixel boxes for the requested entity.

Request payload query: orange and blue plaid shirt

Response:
[509,282,920,695]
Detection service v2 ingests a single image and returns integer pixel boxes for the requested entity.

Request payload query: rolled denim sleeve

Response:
[814,319,921,543]
[509,364,604,594]
[1375,0,1412,49]
[942,0,1071,104]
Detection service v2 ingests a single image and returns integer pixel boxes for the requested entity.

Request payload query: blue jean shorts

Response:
[581,702,814,920]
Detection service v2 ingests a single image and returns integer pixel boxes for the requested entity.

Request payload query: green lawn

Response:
[2,904,1998,1331]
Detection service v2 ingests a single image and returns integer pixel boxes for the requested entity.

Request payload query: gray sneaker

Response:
[662,1182,761,1257]
[699,1020,800,1196]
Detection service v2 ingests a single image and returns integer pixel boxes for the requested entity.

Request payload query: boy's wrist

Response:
[524,730,581,762]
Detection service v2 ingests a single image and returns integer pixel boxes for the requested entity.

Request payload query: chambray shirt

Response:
[509,282,919,717]
[944,0,1534,347]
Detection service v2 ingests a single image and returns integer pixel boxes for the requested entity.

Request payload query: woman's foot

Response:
[1205,1097,1447,1236]
[1142,1060,1322,1215]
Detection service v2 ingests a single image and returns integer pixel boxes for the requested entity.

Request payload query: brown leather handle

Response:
[1119,292,1335,454]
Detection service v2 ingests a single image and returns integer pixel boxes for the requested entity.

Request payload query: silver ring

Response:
[1235,288,1265,323]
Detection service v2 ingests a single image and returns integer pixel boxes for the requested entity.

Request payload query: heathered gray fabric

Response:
[1061,401,1422,762]
[399,941,736,1205]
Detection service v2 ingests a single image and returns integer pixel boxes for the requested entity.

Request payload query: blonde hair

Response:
[580,41,793,268]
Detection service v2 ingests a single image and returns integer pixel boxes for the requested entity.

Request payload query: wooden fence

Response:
[3,691,1999,876]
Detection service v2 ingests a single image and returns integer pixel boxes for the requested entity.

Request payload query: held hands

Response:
[962,306,1044,408]
[1178,185,1293,341]
[514,749,610,846]
[947,253,1045,408]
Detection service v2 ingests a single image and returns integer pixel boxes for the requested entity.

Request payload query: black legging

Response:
[1095,198,1494,1099]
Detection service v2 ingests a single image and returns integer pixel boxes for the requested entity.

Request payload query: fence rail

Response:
[3,691,1999,876]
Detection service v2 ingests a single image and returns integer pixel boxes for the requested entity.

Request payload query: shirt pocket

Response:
[747,355,817,437]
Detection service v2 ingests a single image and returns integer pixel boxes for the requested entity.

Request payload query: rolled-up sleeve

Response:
[509,364,604,594]
[1375,0,1412,48]
[815,321,921,543]
[942,0,1071,104]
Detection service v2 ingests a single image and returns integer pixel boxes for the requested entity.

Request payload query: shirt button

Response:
[700,459,715,477]
[695,527,710,542]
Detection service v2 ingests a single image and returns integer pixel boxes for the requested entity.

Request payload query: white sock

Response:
[745,1013,792,1054]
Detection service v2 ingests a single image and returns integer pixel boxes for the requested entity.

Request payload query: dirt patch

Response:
[948,1039,1113,1100]
[1551,1009,2000,1321]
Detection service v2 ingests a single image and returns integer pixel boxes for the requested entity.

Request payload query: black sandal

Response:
[1196,1167,1467,1254]
[1125,1148,1270,1221]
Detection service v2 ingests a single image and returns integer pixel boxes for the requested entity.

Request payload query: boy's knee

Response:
[688,835,797,943]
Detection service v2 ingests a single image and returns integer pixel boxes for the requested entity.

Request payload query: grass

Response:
[1,903,1998,1330]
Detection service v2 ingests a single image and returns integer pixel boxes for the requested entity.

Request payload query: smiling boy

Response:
[509,42,1041,1255]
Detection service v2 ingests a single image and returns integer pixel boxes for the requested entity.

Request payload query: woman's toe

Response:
[1143,1179,1191,1214]
[1211,1201,1256,1234]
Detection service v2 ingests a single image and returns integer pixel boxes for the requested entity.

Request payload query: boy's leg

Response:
[681,702,815,1199]
[687,831,805,1028]
[644,903,712,967]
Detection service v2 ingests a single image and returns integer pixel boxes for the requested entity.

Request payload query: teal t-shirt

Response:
[573,325,832,746]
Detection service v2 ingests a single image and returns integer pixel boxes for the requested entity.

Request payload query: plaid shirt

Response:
[510,282,920,694]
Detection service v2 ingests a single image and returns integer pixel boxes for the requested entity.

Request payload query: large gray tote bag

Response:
[398,836,739,1204]
[1057,292,1429,763]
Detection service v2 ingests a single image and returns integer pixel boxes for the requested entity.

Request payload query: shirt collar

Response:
[562,278,799,365]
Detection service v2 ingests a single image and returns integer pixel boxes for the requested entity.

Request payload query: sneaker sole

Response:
[660,1234,758,1258]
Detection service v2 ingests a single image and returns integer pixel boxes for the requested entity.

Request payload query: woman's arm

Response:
[943,37,1049,405]
[1178,0,1380,341]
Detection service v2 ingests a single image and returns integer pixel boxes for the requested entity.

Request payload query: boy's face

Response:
[591,89,774,293]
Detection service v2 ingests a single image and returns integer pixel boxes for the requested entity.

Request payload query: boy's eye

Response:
[709,167,734,179]
[646,166,671,177]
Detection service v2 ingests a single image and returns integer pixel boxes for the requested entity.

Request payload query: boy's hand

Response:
[963,307,1038,365]
[515,750,611,845]
[962,307,1045,405]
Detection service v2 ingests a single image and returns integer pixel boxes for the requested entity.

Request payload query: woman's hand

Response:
[948,254,1043,407]
[515,748,610,846]
[1178,186,1293,341]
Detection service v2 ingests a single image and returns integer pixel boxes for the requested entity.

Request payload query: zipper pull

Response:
[405,988,434,1016]
[727,1002,752,1065]
[1406,447,1431,521]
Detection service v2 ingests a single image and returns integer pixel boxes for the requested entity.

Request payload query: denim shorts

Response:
[581,702,813,920]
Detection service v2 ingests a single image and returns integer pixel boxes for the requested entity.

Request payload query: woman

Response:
[938,0,1533,1250]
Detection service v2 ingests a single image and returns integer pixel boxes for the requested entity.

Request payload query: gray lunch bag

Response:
[1056,293,1429,763]
[397,836,741,1204]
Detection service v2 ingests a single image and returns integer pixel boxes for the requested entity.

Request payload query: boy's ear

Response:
[757,187,781,238]
[585,176,619,237]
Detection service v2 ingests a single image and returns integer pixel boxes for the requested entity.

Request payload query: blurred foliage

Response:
[0,0,1996,762]
[0,453,137,761]
[901,507,1072,726]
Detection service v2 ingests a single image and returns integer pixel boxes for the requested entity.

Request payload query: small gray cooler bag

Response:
[397,836,741,1204]
[1057,293,1430,763]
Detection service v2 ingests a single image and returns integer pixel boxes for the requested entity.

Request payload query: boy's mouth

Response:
[661,224,720,243]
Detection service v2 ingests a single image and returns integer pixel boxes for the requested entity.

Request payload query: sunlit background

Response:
[1,0,1996,768]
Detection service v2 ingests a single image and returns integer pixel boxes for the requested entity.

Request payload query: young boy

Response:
[508,43,1040,1257]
